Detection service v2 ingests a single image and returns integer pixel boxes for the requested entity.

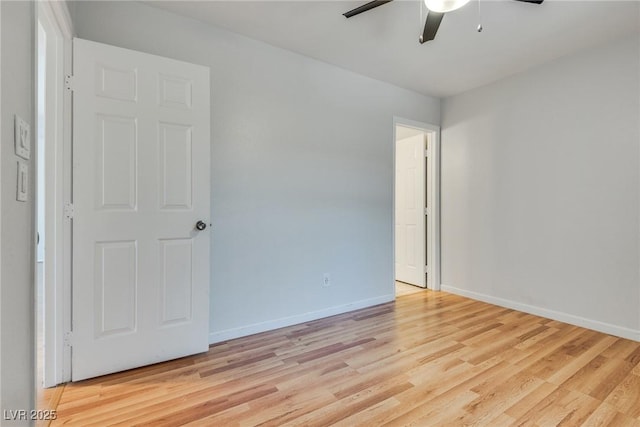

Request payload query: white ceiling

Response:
[148,0,640,97]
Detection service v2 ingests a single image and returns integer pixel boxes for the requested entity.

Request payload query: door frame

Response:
[36,0,73,386]
[392,117,441,292]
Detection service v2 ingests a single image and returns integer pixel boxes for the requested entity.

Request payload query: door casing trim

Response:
[37,0,73,386]
[392,117,441,293]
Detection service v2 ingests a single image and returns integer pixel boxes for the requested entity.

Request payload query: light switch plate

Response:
[14,114,30,160]
[17,161,28,202]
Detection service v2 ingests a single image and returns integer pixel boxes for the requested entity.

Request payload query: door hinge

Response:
[425,265,430,274]
[65,75,74,91]
[64,202,74,219]
[424,207,431,216]
[63,331,73,347]
[425,149,430,158]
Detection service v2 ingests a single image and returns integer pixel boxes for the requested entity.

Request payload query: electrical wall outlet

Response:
[322,273,331,287]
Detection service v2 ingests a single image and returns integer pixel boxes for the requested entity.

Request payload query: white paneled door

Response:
[395,134,426,288]
[72,39,210,381]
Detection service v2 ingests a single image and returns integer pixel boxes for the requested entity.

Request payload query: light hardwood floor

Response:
[49,290,640,426]
[395,281,425,297]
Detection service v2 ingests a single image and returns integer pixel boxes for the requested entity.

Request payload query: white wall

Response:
[441,35,640,340]
[1,0,35,422]
[72,1,440,341]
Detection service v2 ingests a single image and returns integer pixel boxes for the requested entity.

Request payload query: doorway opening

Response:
[393,118,440,297]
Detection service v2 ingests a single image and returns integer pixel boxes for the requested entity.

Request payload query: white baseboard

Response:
[209,294,395,345]
[441,285,640,342]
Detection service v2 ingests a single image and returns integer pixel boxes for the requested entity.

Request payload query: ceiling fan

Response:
[343,0,544,44]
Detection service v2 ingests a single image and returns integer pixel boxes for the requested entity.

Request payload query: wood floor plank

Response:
[582,402,640,427]
[49,290,640,426]
[457,372,543,426]
[538,389,601,426]
[561,355,636,401]
[603,371,640,418]
[535,335,617,386]
[382,389,479,427]
[370,359,516,425]
[600,338,640,360]
[503,380,559,420]
[330,397,401,427]
[510,387,600,426]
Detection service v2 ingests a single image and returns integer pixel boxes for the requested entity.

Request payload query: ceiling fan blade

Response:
[419,11,445,44]
[343,0,394,18]
[512,0,544,4]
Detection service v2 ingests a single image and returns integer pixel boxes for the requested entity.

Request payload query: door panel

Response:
[72,38,210,381]
[395,133,426,287]
[95,240,137,337]
[159,123,192,210]
[96,114,137,210]
[159,238,193,325]
[96,64,137,101]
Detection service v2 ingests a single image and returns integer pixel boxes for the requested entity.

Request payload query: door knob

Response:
[195,221,207,231]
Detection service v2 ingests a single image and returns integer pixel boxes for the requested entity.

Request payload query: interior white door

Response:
[72,38,210,381]
[395,134,426,287]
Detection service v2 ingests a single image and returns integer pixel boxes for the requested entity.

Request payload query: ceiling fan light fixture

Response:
[424,0,471,13]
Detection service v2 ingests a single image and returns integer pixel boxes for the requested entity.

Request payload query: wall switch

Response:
[17,161,28,202]
[323,273,331,287]
[14,115,30,160]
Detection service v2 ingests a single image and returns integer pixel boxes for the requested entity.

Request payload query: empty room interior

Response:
[1,0,640,425]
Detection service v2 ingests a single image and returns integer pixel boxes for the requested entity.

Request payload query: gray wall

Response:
[441,35,640,338]
[1,0,35,422]
[72,1,440,340]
